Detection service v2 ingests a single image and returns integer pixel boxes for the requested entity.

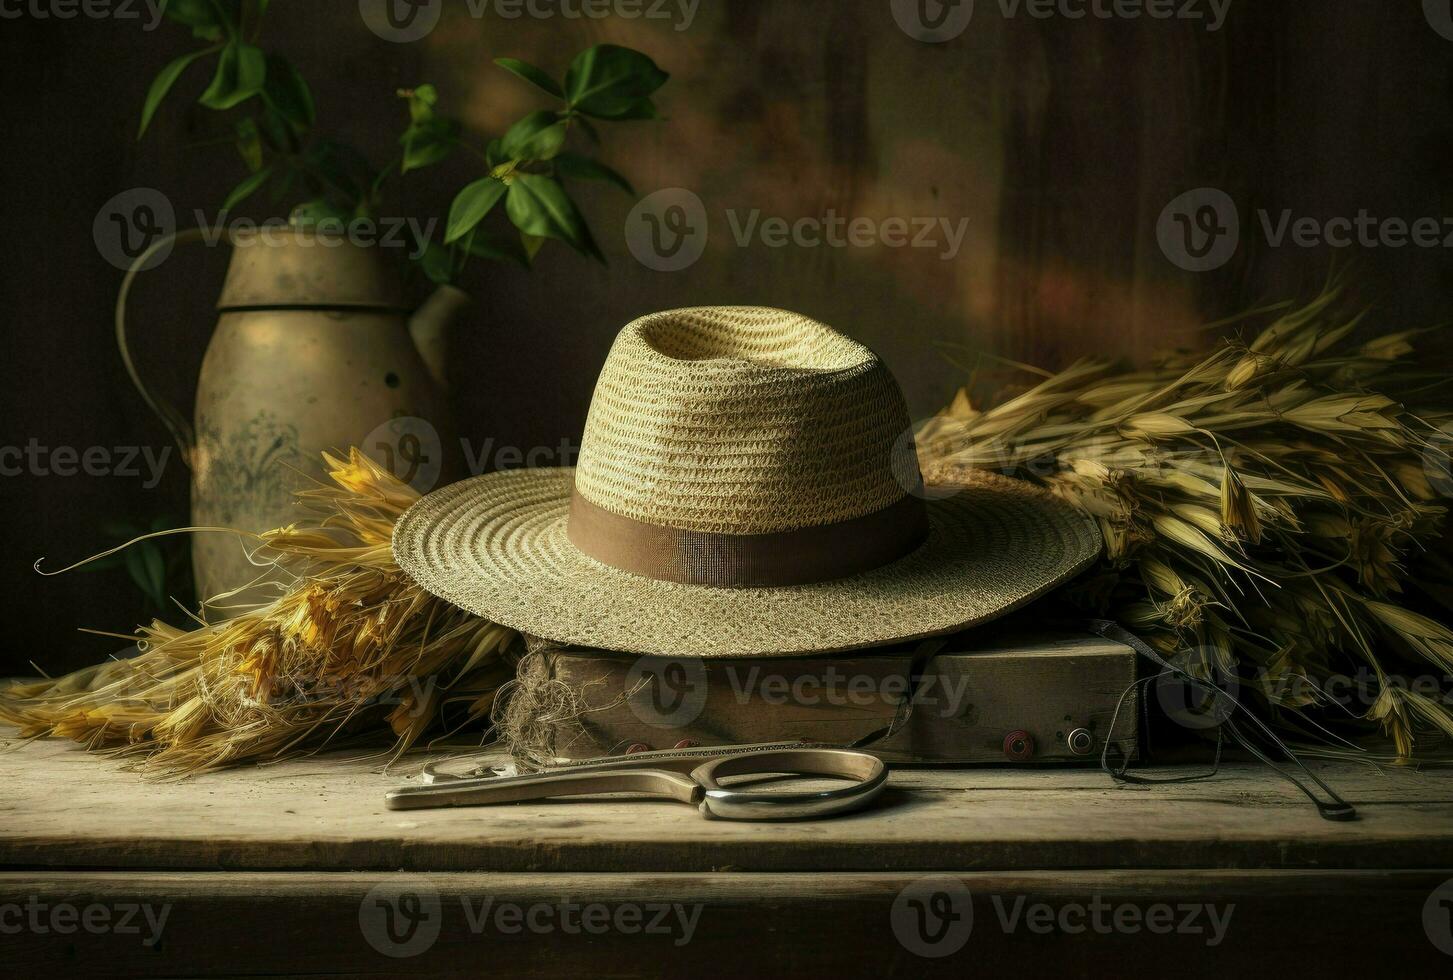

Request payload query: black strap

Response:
[1087,619,1358,822]
[847,638,948,749]
[845,622,1355,822]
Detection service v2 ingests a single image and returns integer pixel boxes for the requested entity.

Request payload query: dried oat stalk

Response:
[922,283,1453,757]
[0,450,515,776]
[8,284,1452,770]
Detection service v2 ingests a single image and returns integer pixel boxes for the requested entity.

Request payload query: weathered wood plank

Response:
[2,735,1452,874]
[1,870,1449,979]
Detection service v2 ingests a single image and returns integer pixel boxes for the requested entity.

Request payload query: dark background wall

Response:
[3,0,1452,674]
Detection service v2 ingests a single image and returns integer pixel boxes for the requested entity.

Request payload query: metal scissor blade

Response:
[420,740,820,785]
[528,740,826,776]
[385,767,702,811]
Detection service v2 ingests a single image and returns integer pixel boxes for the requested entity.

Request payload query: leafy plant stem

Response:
[206,0,235,39]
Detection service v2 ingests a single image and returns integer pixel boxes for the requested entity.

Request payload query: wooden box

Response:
[537,628,1138,764]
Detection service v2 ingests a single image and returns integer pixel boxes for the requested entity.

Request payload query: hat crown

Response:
[574,307,921,535]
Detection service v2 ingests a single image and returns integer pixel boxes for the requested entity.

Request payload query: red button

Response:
[1003,730,1035,761]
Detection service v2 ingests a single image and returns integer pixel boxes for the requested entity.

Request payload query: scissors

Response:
[385,742,888,821]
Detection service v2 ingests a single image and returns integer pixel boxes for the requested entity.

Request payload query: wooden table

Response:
[2,735,1452,978]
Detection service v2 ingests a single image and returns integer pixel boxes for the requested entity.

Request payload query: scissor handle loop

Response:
[691,748,887,821]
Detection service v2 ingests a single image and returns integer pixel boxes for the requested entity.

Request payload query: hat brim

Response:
[392,467,1102,657]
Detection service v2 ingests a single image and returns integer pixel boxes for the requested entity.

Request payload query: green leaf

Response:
[444,177,507,243]
[163,0,227,40]
[500,110,568,161]
[262,55,314,131]
[256,108,295,153]
[302,140,374,202]
[399,117,459,173]
[505,173,602,262]
[495,57,563,98]
[199,41,267,110]
[234,116,263,171]
[125,543,168,610]
[563,45,668,120]
[222,165,274,210]
[84,525,135,573]
[465,231,532,268]
[485,138,507,168]
[604,99,661,121]
[138,46,216,139]
[401,83,439,123]
[418,240,454,285]
[102,520,139,539]
[553,152,633,195]
[290,199,354,228]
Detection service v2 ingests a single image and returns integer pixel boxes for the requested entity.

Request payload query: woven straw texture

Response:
[574,307,920,533]
[393,466,1102,656]
[392,305,1099,656]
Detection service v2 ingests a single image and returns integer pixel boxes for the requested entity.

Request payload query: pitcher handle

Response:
[115,227,211,468]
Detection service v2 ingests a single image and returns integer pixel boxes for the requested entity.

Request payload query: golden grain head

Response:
[1218,467,1264,545]
[5,287,1450,767]
[0,445,516,776]
[1357,331,1419,361]
[1120,413,1199,440]
[928,285,1453,758]
[1225,353,1268,390]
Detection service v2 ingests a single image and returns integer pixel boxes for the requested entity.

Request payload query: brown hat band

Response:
[566,490,930,588]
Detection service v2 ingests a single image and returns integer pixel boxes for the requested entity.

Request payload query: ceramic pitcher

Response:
[117,226,462,607]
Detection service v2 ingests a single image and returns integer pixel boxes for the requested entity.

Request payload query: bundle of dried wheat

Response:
[921,284,1453,757]
[7,285,1451,771]
[0,450,514,776]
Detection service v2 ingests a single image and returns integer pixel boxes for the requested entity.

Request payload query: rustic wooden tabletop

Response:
[3,735,1452,977]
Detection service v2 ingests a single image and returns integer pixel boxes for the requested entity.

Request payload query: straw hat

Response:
[394,307,1101,656]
